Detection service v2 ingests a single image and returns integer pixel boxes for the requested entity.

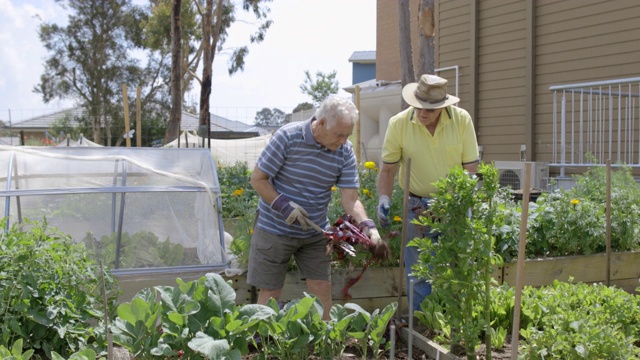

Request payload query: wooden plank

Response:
[502,251,640,287]
[280,267,405,302]
[399,327,459,360]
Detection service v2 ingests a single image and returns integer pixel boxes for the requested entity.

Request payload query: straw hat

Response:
[401,74,460,109]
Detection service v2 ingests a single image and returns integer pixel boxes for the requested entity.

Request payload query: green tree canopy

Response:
[254,108,285,127]
[299,70,339,106]
[34,0,169,145]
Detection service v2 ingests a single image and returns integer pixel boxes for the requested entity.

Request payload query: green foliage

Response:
[0,219,119,359]
[490,164,640,260]
[82,231,184,269]
[527,191,605,257]
[49,113,91,142]
[410,163,502,356]
[0,339,35,360]
[217,161,259,219]
[299,70,339,106]
[112,273,398,359]
[254,108,286,127]
[518,280,640,359]
[417,282,640,358]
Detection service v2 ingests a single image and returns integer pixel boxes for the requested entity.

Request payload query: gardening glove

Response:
[358,219,390,260]
[270,193,311,230]
[377,195,391,228]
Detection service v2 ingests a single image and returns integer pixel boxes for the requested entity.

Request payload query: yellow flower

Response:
[250,229,254,235]
[394,216,402,222]
[571,199,580,205]
[362,189,370,195]
[232,188,245,196]
[364,161,376,170]
[331,186,337,191]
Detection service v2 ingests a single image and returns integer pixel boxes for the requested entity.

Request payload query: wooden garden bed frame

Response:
[115,251,639,312]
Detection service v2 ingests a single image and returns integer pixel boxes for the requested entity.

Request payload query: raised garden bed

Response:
[113,249,639,313]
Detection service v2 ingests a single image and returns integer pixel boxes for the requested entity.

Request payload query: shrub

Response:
[0,218,119,359]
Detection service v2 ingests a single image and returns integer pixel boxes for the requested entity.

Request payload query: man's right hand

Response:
[377,195,391,228]
[271,194,311,230]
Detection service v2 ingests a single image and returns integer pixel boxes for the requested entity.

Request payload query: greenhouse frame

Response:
[0,146,226,275]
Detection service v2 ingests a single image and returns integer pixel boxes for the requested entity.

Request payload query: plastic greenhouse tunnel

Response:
[0,146,226,274]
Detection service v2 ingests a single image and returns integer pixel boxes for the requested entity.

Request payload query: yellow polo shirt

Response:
[381,106,479,197]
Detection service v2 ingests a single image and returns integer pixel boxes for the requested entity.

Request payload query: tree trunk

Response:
[417,0,435,76]
[199,0,225,148]
[398,0,414,110]
[167,0,183,143]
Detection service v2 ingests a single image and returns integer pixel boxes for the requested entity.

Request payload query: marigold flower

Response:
[250,229,254,235]
[362,189,370,195]
[232,188,245,196]
[331,186,337,191]
[394,216,402,222]
[571,199,580,205]
[364,161,376,169]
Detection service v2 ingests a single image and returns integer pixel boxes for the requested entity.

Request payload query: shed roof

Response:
[348,50,376,64]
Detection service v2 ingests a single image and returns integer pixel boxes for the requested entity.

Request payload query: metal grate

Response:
[499,169,521,190]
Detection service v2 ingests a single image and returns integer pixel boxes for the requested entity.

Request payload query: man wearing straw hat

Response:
[376,74,479,312]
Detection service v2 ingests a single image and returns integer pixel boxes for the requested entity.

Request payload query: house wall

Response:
[374,0,640,171]
[352,63,376,84]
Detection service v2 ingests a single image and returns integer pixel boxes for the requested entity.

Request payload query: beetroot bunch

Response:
[323,214,377,259]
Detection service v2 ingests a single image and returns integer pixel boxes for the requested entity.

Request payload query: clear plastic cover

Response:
[0,146,225,273]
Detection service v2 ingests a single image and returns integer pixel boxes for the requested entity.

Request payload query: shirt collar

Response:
[302,116,320,146]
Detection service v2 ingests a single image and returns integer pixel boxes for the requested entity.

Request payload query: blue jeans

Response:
[405,196,439,312]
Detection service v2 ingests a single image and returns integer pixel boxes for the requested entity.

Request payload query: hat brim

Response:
[402,83,460,109]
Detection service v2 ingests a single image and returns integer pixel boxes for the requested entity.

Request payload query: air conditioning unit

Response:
[493,161,549,190]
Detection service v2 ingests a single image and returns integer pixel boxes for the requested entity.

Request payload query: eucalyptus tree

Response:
[197,0,273,142]
[254,108,285,127]
[35,0,141,144]
[398,0,435,109]
[143,0,273,143]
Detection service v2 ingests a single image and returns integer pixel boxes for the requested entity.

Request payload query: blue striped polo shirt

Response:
[255,117,359,237]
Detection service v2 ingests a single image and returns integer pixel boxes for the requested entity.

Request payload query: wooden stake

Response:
[395,158,411,321]
[606,159,612,286]
[122,84,131,147]
[511,162,531,360]
[355,85,361,164]
[136,86,142,147]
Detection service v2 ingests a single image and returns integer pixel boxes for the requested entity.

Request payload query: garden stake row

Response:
[396,157,411,325]
[511,162,531,360]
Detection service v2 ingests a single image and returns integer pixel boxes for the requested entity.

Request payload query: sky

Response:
[0,0,376,124]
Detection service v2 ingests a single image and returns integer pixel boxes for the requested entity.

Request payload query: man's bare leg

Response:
[257,288,282,305]
[306,279,332,321]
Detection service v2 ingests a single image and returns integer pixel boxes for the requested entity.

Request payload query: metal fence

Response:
[550,77,640,176]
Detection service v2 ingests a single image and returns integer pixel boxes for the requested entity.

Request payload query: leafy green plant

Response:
[217,161,259,219]
[0,218,119,359]
[411,164,502,356]
[112,273,272,359]
[0,339,35,360]
[82,230,185,269]
[518,280,640,359]
[345,302,398,360]
[112,272,401,359]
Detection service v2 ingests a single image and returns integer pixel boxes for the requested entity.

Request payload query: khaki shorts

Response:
[247,227,331,290]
